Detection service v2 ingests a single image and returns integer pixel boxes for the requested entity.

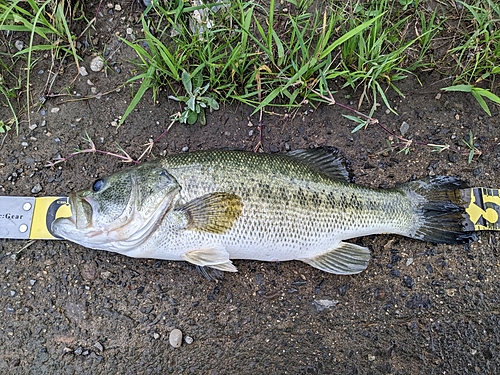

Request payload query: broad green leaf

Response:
[182,71,192,94]
[187,96,196,112]
[187,110,198,124]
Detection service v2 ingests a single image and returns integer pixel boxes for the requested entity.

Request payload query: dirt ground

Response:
[1,2,499,375]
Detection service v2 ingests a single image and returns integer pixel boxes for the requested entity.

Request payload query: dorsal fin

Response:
[288,147,353,182]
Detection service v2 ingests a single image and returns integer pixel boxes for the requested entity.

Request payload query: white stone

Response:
[90,56,104,72]
[169,329,182,348]
[15,40,24,51]
[79,66,89,76]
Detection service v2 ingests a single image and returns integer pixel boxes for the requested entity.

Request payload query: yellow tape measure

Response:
[462,188,500,231]
[2,187,500,241]
[30,197,72,239]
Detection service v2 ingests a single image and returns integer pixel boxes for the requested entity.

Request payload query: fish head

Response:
[52,161,180,251]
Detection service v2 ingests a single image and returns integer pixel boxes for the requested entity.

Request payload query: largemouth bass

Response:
[52,148,476,274]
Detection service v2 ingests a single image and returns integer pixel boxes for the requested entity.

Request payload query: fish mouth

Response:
[67,192,95,230]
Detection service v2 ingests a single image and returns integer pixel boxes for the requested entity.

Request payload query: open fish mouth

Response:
[68,193,95,230]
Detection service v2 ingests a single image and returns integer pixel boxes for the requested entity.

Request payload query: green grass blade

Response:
[473,87,500,104]
[441,84,473,93]
[119,66,155,126]
[319,12,385,59]
[471,90,492,116]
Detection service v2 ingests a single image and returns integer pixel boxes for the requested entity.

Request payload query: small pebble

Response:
[31,183,42,194]
[21,141,29,147]
[126,27,133,35]
[312,299,339,312]
[169,329,183,348]
[28,123,38,130]
[94,342,104,352]
[182,146,189,152]
[400,121,410,136]
[15,40,24,51]
[153,333,160,339]
[79,66,89,76]
[74,347,83,355]
[269,145,279,153]
[10,290,16,297]
[90,56,105,72]
[114,4,122,11]
[51,107,60,113]
[110,121,118,127]
[184,336,193,345]
[29,279,36,286]
[403,275,415,289]
[390,269,400,278]
[435,93,441,100]
[38,70,44,75]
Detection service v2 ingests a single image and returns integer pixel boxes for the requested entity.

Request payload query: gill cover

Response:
[52,161,180,251]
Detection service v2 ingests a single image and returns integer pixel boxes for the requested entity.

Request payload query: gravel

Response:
[31,183,42,194]
[169,329,183,348]
[90,56,105,72]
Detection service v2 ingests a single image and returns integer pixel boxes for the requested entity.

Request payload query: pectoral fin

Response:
[176,192,243,234]
[183,247,238,272]
[302,242,371,275]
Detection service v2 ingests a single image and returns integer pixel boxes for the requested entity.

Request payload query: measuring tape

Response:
[0,197,71,240]
[0,188,499,240]
[462,188,500,231]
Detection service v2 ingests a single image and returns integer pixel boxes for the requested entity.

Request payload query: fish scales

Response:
[155,150,414,259]
[52,148,477,274]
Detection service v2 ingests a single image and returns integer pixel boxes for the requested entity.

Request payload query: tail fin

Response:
[402,176,477,244]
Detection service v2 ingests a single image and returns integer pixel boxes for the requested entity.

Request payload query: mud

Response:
[1,2,499,374]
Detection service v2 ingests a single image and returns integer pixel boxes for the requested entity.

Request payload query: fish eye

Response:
[92,179,105,192]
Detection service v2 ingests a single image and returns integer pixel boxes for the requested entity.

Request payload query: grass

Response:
[120,0,499,123]
[0,0,498,159]
[0,0,86,132]
[441,0,500,114]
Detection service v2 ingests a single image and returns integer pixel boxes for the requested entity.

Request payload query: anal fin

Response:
[302,242,371,275]
[183,247,238,272]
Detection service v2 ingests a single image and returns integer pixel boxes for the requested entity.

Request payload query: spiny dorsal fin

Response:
[288,147,353,182]
[301,241,370,275]
[176,192,243,234]
[183,247,238,272]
